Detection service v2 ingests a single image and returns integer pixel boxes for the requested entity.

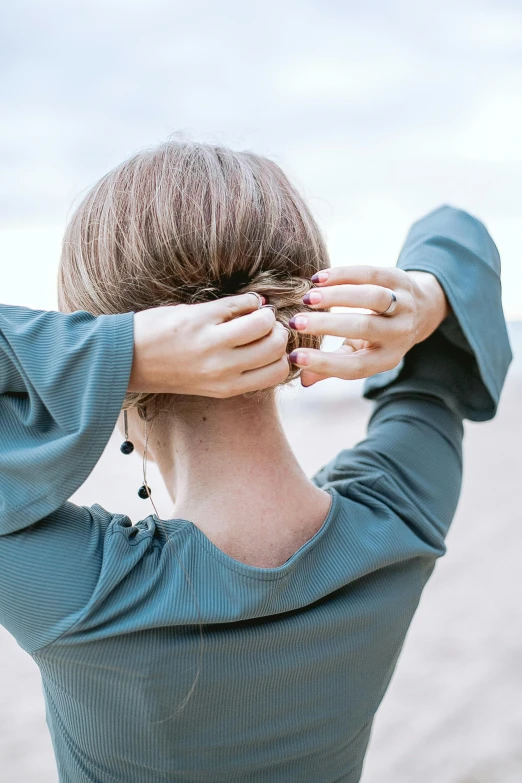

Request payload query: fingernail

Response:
[311,271,329,284]
[303,291,322,305]
[259,295,266,305]
[245,291,264,308]
[288,315,308,330]
[289,351,310,366]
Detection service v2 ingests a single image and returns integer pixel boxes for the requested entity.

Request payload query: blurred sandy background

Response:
[1,1,521,780]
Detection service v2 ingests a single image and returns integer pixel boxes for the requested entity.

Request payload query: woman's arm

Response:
[0,293,287,535]
[0,306,134,534]
[310,206,512,547]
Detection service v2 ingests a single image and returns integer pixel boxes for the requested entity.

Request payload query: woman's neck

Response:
[147,394,331,566]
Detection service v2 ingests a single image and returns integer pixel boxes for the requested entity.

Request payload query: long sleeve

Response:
[0,305,135,651]
[312,206,512,548]
[0,305,135,534]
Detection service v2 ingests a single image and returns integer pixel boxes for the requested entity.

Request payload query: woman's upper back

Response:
[31,482,439,783]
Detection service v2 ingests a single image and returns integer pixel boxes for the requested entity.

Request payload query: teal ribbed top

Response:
[0,207,512,782]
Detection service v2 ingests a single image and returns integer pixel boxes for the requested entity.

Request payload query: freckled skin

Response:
[117,400,331,567]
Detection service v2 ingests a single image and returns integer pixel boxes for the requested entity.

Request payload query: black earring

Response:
[120,410,135,455]
[139,407,152,500]
[120,410,152,499]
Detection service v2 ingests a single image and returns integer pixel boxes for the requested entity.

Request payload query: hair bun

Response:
[236,271,322,381]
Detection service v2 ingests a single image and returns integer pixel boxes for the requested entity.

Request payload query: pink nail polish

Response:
[288,315,308,330]
[303,291,322,305]
[288,351,310,366]
[311,271,329,284]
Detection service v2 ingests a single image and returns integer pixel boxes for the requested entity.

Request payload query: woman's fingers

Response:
[289,311,402,342]
[299,339,366,387]
[290,343,400,381]
[232,323,289,371]
[225,355,291,396]
[194,292,266,325]
[312,265,401,289]
[287,266,418,386]
[303,283,394,313]
[219,304,278,347]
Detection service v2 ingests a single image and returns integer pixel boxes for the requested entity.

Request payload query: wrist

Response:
[127,311,168,394]
[406,270,451,344]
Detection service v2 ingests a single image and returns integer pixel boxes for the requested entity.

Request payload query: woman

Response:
[0,142,512,782]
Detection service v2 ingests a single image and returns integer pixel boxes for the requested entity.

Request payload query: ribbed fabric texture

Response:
[0,206,512,782]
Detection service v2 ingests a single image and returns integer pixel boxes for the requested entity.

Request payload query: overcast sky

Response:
[1,0,521,317]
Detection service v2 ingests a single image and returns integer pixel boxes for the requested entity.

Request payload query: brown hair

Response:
[57,140,330,416]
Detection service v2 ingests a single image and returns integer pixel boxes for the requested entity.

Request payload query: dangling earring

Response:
[119,409,153,501]
[120,410,135,454]
[138,409,152,500]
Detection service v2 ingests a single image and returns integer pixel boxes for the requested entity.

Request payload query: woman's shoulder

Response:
[0,501,163,654]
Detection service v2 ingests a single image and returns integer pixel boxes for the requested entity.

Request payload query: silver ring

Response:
[377,289,397,316]
[245,291,264,309]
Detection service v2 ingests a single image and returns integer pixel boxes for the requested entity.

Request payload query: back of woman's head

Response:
[58,141,330,412]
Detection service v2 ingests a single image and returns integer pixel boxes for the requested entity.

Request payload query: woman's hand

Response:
[128,293,290,397]
[288,266,451,387]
